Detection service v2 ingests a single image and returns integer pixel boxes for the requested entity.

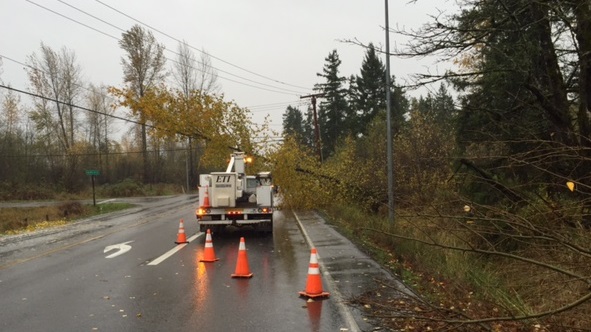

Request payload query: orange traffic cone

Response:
[299,248,330,298]
[231,237,253,278]
[175,219,189,244]
[199,229,219,262]
[203,185,211,207]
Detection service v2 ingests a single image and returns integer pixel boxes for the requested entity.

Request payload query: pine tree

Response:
[350,43,387,136]
[315,50,350,158]
[282,105,306,146]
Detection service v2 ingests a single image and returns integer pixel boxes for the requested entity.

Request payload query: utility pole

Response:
[385,0,394,223]
[300,93,325,162]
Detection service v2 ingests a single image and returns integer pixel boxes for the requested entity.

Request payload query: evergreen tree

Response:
[397,0,591,206]
[414,83,456,128]
[314,50,350,158]
[282,105,306,146]
[350,43,387,136]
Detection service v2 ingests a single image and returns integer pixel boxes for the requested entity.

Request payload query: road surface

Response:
[0,195,406,331]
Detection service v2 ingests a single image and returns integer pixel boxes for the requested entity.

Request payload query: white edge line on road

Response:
[292,211,361,332]
[147,232,203,266]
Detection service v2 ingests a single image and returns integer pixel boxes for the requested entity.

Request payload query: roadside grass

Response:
[321,203,534,328]
[0,201,133,235]
[0,179,181,236]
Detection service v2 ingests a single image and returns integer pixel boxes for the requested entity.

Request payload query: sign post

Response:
[85,170,100,206]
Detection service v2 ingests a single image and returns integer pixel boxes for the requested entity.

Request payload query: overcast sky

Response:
[0,0,456,135]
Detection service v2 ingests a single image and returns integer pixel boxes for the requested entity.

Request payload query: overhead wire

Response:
[3,1,308,140]
[94,0,312,91]
[0,55,292,135]
[33,0,312,95]
[56,0,307,95]
[0,83,209,140]
[3,2,307,126]
[0,83,282,155]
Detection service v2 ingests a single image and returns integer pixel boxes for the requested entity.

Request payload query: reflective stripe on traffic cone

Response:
[299,248,329,298]
[199,229,219,262]
[231,237,253,278]
[175,219,189,244]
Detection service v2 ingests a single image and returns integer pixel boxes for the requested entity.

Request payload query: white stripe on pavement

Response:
[147,233,203,266]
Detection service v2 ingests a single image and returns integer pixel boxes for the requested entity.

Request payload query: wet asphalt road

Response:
[0,195,405,331]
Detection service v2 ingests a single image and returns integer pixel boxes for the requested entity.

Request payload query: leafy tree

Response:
[117,24,167,183]
[314,50,351,158]
[113,86,262,171]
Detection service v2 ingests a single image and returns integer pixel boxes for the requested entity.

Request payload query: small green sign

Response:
[85,170,100,176]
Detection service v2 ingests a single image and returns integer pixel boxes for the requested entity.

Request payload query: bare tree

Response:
[172,42,221,96]
[171,41,220,190]
[1,89,20,136]
[86,84,114,182]
[26,43,83,190]
[27,43,82,151]
[119,24,167,183]
[172,41,198,98]
[196,48,220,95]
[0,89,23,183]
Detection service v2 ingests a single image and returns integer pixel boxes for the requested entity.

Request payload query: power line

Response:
[26,0,312,96]
[246,100,302,109]
[0,83,210,141]
[94,0,312,91]
[0,53,122,107]
[25,0,119,40]
[55,0,308,95]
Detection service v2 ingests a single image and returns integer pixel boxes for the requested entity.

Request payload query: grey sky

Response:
[0,0,455,133]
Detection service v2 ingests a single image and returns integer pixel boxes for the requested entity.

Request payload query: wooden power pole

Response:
[300,93,325,162]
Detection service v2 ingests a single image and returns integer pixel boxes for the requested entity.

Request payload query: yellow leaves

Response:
[109,85,267,171]
[268,136,324,210]
[5,220,68,235]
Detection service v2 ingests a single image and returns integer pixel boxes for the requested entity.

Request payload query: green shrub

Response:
[99,178,145,197]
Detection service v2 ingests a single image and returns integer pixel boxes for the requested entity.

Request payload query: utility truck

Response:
[196,152,274,234]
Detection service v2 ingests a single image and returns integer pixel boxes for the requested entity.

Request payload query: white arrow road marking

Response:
[104,241,134,258]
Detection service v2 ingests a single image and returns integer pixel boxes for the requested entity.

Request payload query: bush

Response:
[57,201,85,218]
[98,178,145,197]
[0,182,54,200]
